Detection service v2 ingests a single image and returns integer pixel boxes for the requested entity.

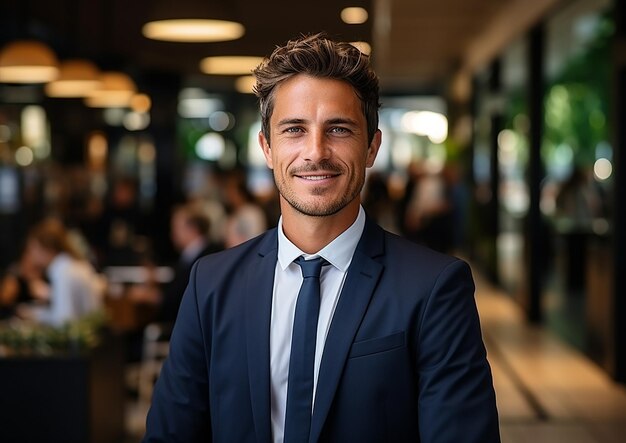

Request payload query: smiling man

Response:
[259,74,379,253]
[143,33,500,443]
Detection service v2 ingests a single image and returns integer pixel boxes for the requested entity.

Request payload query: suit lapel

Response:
[245,229,278,443]
[309,220,385,442]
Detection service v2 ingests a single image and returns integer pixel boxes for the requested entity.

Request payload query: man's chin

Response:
[285,197,353,218]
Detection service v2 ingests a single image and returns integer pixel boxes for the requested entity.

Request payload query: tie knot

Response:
[294,256,326,279]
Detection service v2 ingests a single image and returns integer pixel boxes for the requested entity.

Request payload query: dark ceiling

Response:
[0,0,561,95]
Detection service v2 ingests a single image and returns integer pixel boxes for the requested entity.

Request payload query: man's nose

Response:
[302,130,330,162]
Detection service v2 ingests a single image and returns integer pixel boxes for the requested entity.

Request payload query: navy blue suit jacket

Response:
[143,219,500,442]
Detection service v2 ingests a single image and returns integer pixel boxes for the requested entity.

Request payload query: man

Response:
[159,203,219,322]
[143,33,500,442]
[130,203,218,323]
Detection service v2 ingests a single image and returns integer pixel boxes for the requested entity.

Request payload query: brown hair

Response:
[29,218,80,258]
[174,204,210,236]
[253,32,380,144]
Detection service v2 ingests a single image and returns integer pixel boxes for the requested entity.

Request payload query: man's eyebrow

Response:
[276,118,307,126]
[326,117,359,126]
[276,117,360,126]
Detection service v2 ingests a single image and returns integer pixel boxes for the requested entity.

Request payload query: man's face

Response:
[259,74,381,218]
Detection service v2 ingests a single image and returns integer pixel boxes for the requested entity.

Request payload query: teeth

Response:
[302,175,332,180]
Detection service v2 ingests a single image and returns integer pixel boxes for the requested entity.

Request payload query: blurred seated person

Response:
[0,248,42,320]
[16,218,104,327]
[129,203,219,323]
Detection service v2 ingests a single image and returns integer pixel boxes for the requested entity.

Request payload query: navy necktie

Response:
[283,256,326,443]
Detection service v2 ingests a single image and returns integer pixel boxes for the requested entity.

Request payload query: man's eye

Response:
[330,127,350,134]
[285,127,303,133]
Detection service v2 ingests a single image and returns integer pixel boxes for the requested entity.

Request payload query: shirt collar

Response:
[277,206,366,272]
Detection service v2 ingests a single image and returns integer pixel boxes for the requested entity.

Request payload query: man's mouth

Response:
[298,174,337,181]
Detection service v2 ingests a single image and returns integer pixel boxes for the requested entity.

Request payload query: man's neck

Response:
[280,202,360,254]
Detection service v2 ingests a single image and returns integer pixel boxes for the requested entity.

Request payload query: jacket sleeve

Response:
[416,259,500,443]
[143,260,212,442]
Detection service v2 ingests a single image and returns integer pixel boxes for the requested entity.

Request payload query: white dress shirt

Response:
[34,253,103,326]
[270,206,366,443]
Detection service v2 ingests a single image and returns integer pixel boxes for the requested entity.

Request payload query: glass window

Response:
[542,0,614,354]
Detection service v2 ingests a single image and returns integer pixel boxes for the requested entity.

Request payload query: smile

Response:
[299,175,336,181]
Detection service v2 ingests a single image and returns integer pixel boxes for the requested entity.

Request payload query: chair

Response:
[137,322,172,405]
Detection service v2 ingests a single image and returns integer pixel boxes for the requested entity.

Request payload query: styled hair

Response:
[253,32,380,144]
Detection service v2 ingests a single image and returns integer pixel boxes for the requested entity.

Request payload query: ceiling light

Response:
[85,72,136,108]
[123,112,150,131]
[200,56,264,75]
[143,19,244,42]
[0,40,59,83]
[341,7,369,24]
[130,93,152,113]
[45,59,102,97]
[142,0,244,42]
[235,75,256,94]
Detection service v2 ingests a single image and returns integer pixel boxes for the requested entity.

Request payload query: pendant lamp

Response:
[235,75,256,94]
[0,40,59,83]
[45,59,102,97]
[142,0,244,42]
[85,72,137,108]
[200,56,264,75]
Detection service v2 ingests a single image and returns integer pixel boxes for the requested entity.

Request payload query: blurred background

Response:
[0,0,625,442]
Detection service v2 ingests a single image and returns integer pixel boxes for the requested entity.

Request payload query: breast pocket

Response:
[348,331,406,359]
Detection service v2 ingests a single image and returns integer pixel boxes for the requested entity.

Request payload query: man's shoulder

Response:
[196,228,277,268]
[378,226,467,275]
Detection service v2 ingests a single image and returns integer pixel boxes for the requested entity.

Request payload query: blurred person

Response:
[16,218,103,327]
[554,166,605,293]
[555,166,604,225]
[440,161,469,253]
[129,203,219,323]
[400,161,454,253]
[397,160,425,241]
[95,176,146,266]
[193,172,229,250]
[144,33,499,443]
[0,247,41,320]
[223,171,268,248]
[362,171,400,234]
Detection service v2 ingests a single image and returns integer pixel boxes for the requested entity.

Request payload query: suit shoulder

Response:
[382,229,468,273]
[194,228,276,271]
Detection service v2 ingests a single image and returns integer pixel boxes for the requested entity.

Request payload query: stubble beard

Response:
[274,161,364,217]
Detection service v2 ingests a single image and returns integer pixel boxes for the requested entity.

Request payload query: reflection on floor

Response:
[124,268,626,443]
[476,271,626,443]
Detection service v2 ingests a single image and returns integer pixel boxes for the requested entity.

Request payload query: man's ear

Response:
[258,131,273,169]
[366,130,382,168]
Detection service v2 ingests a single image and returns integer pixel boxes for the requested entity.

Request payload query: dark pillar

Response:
[613,1,626,383]
[487,60,501,284]
[525,24,545,324]
[144,70,182,263]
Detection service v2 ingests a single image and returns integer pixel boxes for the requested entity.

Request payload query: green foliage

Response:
[543,12,614,168]
[0,310,108,357]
